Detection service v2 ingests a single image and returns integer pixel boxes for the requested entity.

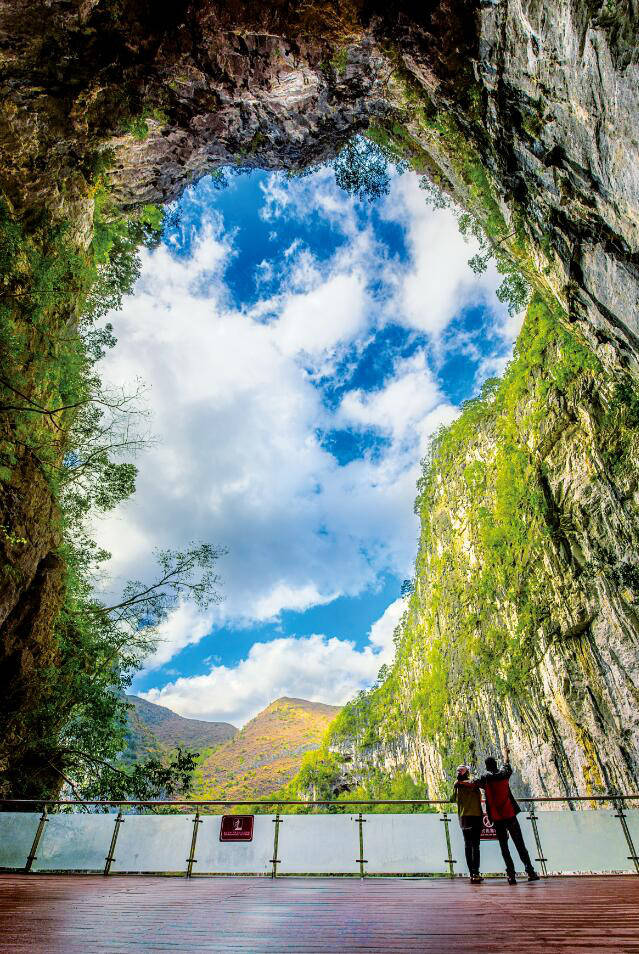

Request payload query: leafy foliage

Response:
[333,137,407,200]
[0,192,225,801]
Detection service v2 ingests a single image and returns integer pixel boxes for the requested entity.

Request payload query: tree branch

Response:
[46,760,90,810]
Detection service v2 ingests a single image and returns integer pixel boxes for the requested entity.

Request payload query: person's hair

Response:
[457,766,469,780]
[485,756,498,772]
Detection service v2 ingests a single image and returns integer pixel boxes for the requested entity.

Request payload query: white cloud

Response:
[143,602,215,670]
[96,168,507,689]
[338,350,457,454]
[142,596,408,725]
[272,271,368,360]
[368,596,407,658]
[98,213,444,631]
[382,176,507,338]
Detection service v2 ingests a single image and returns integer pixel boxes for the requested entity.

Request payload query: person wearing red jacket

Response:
[478,747,540,885]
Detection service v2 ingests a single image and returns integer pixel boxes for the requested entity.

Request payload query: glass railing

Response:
[1,795,638,877]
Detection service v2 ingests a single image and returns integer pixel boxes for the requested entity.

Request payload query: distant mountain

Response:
[192,697,340,801]
[123,695,238,762]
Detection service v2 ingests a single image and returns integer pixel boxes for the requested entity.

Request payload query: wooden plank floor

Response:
[1,874,638,953]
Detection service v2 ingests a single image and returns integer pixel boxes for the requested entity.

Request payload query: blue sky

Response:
[98,162,520,726]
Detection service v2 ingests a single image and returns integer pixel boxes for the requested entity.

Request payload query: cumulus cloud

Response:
[337,350,457,455]
[382,176,506,338]
[142,597,407,725]
[97,167,506,694]
[98,205,448,630]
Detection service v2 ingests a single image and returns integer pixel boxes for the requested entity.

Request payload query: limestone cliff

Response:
[0,0,638,795]
[323,296,639,799]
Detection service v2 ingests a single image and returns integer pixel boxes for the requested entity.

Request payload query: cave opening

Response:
[93,148,521,716]
[1,0,638,804]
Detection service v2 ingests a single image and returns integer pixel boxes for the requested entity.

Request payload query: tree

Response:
[332,136,408,201]
[0,196,227,803]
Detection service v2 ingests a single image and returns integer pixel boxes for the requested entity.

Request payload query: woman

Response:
[452,764,483,884]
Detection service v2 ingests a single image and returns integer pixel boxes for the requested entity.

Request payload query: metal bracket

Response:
[186,811,202,878]
[271,812,283,878]
[527,806,548,878]
[104,812,124,876]
[440,812,456,879]
[25,805,49,873]
[355,813,367,878]
[613,800,639,875]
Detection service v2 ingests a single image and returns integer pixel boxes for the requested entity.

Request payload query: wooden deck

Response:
[1,874,638,953]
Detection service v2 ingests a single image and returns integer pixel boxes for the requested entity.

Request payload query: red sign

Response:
[480,796,497,840]
[219,815,254,842]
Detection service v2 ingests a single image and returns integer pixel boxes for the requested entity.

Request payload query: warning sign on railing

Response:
[480,796,497,840]
[219,815,254,842]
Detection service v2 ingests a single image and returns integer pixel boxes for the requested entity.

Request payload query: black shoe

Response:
[507,876,517,885]
[470,875,483,884]
[527,871,540,881]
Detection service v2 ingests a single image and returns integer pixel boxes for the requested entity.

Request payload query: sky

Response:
[97,162,522,728]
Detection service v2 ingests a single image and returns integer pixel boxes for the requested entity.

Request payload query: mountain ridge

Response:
[192,696,341,801]
[124,695,238,762]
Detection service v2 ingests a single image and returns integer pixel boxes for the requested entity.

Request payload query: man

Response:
[451,764,483,884]
[478,747,540,885]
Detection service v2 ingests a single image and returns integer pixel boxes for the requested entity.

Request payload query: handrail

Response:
[1,793,638,808]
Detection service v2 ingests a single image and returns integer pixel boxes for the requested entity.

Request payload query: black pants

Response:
[494,816,534,876]
[461,817,482,876]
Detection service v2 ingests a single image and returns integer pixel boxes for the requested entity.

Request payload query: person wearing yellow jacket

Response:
[451,764,483,884]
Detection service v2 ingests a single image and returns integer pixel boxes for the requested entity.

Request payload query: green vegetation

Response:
[123,108,169,141]
[287,294,639,801]
[0,189,224,800]
[272,743,434,814]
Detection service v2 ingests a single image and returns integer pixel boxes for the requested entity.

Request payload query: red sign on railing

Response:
[219,815,254,842]
[480,796,497,840]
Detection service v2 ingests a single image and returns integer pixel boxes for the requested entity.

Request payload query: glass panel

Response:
[535,809,632,873]
[111,814,194,873]
[0,812,41,869]
[364,814,449,874]
[448,812,538,876]
[277,814,359,874]
[195,815,274,874]
[34,813,117,871]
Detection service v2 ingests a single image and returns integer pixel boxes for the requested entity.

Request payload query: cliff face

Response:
[327,297,639,799]
[0,0,638,794]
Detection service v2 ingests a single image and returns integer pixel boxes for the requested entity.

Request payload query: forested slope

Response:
[193,698,340,801]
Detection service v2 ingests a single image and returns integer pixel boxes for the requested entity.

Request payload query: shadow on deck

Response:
[1,873,638,953]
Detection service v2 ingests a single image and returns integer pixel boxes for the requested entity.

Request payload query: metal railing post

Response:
[24,804,48,872]
[355,813,367,878]
[271,807,282,878]
[527,801,548,877]
[613,795,639,875]
[104,810,124,876]
[441,811,456,879]
[186,809,202,878]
